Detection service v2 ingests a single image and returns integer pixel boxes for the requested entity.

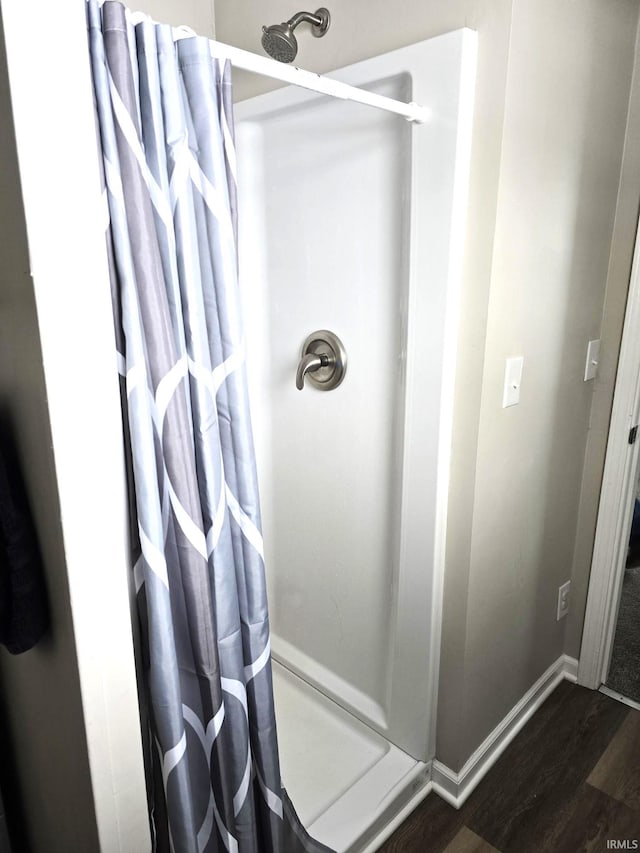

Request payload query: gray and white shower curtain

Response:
[87,3,332,851]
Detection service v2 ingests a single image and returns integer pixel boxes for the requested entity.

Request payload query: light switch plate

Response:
[503,356,524,408]
[584,339,600,381]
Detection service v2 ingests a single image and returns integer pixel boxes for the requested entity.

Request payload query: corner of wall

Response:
[436,0,515,773]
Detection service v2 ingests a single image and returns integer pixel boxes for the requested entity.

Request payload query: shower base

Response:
[272,661,430,852]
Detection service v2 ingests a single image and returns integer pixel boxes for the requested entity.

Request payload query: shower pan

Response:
[235,30,476,852]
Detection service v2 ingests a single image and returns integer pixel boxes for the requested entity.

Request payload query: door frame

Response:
[578,216,640,689]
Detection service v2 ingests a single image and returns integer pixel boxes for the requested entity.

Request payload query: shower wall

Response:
[239,77,410,728]
[218,0,513,773]
[235,31,476,761]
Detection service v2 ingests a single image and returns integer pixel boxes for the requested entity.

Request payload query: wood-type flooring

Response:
[379,681,640,853]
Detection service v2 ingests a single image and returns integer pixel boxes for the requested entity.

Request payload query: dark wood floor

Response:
[379,681,640,852]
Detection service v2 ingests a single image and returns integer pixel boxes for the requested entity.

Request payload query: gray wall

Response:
[451,0,638,766]
[215,0,640,770]
[133,0,215,35]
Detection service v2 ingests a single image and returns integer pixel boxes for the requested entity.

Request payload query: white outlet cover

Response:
[557,580,571,620]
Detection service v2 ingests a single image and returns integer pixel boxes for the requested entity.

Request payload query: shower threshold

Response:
[272,661,430,852]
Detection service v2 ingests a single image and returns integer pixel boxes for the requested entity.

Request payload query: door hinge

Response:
[629,426,638,445]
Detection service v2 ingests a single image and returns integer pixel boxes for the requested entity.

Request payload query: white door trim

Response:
[578,216,640,688]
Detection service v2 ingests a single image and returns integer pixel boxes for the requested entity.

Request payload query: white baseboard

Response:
[431,654,578,808]
[563,654,578,683]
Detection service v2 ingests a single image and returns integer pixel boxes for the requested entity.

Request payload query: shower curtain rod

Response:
[170,26,431,124]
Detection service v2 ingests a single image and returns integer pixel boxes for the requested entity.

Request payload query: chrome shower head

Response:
[261,8,330,64]
[261,22,298,63]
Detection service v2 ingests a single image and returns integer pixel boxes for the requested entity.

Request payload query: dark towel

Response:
[0,435,49,655]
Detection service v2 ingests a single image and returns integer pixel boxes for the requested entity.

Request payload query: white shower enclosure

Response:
[236,30,476,852]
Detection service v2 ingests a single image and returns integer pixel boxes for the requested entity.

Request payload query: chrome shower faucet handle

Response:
[295,330,346,390]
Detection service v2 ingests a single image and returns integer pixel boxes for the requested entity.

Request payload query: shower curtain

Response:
[87,3,332,851]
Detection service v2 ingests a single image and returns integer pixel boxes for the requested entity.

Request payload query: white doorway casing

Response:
[579,216,640,689]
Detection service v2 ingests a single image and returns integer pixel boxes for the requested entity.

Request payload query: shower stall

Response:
[235,29,476,851]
